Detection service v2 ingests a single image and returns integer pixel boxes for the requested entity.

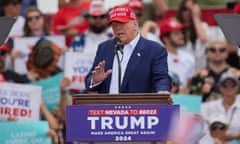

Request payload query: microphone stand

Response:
[115,48,122,94]
[114,37,123,94]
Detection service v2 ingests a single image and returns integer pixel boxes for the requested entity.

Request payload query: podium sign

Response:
[66,104,179,142]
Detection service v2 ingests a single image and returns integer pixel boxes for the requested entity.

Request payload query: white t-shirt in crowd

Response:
[167,49,195,88]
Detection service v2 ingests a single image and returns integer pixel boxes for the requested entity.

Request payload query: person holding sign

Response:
[85,5,171,94]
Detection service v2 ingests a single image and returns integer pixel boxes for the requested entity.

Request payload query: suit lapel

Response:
[121,37,145,90]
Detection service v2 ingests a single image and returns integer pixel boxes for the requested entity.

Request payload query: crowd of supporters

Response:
[0,0,240,143]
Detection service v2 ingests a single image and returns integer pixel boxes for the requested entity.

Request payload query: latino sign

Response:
[66,104,179,142]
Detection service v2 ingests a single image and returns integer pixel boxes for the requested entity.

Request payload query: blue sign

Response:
[0,121,51,144]
[31,72,64,111]
[66,104,179,142]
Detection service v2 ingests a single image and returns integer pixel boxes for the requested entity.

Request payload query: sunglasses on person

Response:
[210,123,226,131]
[208,47,226,53]
[90,15,107,19]
[221,80,237,88]
[26,15,42,22]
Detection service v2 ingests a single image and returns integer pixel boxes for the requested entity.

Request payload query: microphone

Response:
[114,37,123,54]
[113,37,123,93]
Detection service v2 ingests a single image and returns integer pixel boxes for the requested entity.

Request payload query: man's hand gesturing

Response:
[92,60,112,85]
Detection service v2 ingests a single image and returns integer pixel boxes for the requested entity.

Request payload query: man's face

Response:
[220,78,239,96]
[26,11,44,32]
[210,122,227,139]
[88,14,108,34]
[207,44,228,62]
[168,30,185,47]
[3,2,21,17]
[111,20,138,45]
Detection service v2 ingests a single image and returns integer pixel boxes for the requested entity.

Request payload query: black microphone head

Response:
[114,37,123,52]
[114,37,121,45]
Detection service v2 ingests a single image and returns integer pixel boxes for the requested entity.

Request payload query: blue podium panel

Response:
[66,104,179,142]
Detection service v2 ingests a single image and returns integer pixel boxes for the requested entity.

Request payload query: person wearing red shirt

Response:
[52,0,90,46]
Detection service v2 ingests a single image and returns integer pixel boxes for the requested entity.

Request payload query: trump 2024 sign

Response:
[66,104,179,142]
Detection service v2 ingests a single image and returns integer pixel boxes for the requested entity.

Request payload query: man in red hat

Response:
[159,18,195,93]
[85,5,171,94]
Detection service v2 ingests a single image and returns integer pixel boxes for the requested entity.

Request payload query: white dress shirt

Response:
[109,34,140,94]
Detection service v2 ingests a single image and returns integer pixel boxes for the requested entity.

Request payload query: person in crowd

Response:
[70,0,112,53]
[143,0,169,23]
[0,0,25,37]
[126,0,144,21]
[201,72,240,143]
[23,6,51,37]
[10,6,64,81]
[0,43,59,143]
[0,43,25,83]
[189,39,238,102]
[25,38,64,143]
[0,0,25,70]
[129,0,167,43]
[153,0,169,21]
[52,0,90,46]
[159,18,195,94]
[11,6,51,60]
[176,0,210,70]
[26,38,62,81]
[85,5,171,94]
[130,0,162,43]
[208,113,229,144]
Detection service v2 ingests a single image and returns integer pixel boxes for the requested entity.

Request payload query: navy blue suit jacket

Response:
[85,36,171,93]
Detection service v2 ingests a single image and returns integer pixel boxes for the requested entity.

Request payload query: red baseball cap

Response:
[159,19,185,38]
[127,0,144,10]
[109,5,137,23]
[88,0,106,16]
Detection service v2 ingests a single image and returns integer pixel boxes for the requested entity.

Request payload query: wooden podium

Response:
[72,93,170,105]
[69,93,172,144]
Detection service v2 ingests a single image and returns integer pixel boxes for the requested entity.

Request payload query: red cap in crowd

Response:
[127,0,144,10]
[109,5,137,23]
[159,19,185,38]
[88,0,106,16]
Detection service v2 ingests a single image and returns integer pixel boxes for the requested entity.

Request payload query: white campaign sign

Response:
[0,83,42,121]
[13,35,66,75]
[64,52,95,90]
